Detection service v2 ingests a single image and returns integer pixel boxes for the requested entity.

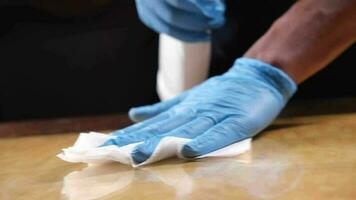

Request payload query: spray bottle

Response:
[157,34,211,100]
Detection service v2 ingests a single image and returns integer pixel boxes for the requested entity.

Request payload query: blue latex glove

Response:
[103,58,297,165]
[135,0,225,42]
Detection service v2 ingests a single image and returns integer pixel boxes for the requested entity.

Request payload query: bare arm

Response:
[244,0,356,84]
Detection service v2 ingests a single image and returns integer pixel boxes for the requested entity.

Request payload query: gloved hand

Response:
[103,58,297,165]
[135,0,225,42]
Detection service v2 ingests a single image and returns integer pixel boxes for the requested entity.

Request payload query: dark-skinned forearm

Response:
[244,0,356,83]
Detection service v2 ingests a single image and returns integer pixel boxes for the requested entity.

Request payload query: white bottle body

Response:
[157,34,211,100]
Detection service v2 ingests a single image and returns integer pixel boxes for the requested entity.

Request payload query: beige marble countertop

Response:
[1,98,356,199]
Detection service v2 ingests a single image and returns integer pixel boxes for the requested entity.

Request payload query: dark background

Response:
[0,0,354,121]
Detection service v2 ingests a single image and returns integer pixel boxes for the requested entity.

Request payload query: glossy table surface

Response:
[1,98,356,200]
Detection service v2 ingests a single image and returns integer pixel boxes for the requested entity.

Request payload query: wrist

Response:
[244,51,297,83]
[226,57,297,101]
[243,20,300,84]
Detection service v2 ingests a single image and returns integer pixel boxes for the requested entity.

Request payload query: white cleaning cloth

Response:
[58,132,251,167]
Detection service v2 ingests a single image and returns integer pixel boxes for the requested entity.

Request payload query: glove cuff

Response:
[227,57,297,101]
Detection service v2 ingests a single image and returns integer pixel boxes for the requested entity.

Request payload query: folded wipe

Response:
[58,132,251,167]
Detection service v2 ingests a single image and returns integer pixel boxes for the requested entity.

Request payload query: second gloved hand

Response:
[103,58,297,165]
[135,0,225,41]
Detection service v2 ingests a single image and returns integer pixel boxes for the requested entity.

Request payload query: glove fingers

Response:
[181,117,252,158]
[156,0,212,32]
[189,0,225,28]
[135,0,209,41]
[112,112,170,136]
[165,0,202,13]
[131,116,215,164]
[103,110,196,147]
[166,0,226,28]
[129,95,183,122]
